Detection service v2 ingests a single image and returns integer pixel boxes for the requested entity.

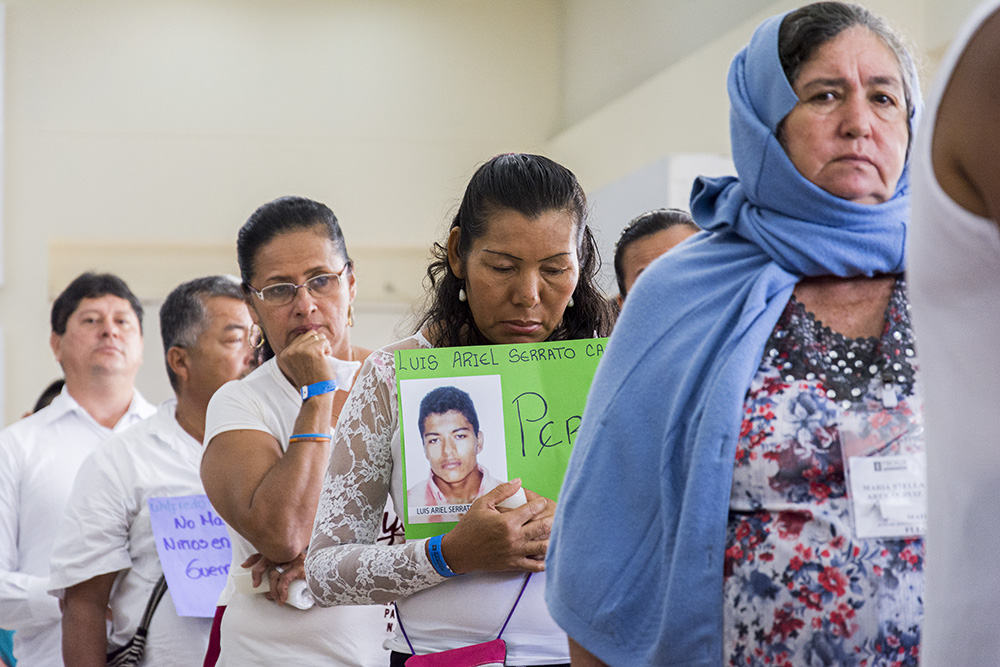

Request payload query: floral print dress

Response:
[724,279,923,667]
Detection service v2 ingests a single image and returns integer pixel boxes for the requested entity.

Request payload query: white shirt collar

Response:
[40,387,154,431]
[146,397,203,466]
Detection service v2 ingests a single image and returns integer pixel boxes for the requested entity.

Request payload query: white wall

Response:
[0,0,561,422]
[559,0,777,127]
[549,0,939,193]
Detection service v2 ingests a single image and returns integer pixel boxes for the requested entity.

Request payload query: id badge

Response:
[839,381,926,539]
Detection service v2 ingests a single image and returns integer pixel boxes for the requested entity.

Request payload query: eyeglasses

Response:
[246,263,351,306]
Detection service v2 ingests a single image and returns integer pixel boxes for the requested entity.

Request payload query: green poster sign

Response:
[395,338,607,539]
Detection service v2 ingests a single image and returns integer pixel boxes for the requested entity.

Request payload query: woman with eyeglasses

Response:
[200,196,387,666]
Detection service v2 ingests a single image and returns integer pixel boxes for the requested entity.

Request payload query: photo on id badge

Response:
[400,375,510,524]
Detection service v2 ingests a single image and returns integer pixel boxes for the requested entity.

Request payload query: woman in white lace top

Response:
[305,154,614,666]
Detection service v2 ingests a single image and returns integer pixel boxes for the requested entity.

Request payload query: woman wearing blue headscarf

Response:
[546,3,923,666]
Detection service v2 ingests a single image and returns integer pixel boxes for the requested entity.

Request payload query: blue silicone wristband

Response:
[427,534,461,577]
[300,380,338,401]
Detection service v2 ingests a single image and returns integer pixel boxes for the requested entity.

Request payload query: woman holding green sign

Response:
[306,153,614,666]
[548,3,924,666]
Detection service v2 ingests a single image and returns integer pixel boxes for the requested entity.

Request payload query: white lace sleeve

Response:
[306,340,444,605]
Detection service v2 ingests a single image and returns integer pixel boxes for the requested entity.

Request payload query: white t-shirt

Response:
[307,334,570,664]
[909,1,1000,665]
[48,398,213,666]
[204,357,391,667]
[0,389,155,667]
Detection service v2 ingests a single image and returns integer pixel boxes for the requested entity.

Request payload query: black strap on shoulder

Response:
[139,575,168,630]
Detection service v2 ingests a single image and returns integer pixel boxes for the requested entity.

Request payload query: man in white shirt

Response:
[0,272,155,666]
[49,276,253,667]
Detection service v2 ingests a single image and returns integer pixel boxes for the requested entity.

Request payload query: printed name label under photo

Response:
[395,338,606,539]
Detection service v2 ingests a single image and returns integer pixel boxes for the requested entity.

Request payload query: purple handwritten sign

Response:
[148,494,232,617]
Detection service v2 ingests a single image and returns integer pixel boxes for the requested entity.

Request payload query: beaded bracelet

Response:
[427,534,461,577]
[287,433,332,444]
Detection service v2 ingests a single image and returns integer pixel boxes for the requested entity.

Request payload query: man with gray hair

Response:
[48,276,253,666]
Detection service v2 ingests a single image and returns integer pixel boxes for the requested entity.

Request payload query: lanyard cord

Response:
[394,572,532,655]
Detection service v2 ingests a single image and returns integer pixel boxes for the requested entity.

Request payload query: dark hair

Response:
[236,196,351,361]
[778,2,916,126]
[418,386,479,438]
[51,272,143,335]
[418,153,614,346]
[614,208,698,296]
[160,275,244,390]
[32,379,65,414]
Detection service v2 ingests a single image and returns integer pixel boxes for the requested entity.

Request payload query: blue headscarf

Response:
[546,12,921,667]
[694,12,917,277]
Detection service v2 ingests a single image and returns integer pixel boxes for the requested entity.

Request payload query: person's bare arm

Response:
[201,331,338,563]
[569,637,610,667]
[62,572,117,667]
[932,7,1000,225]
[201,405,333,563]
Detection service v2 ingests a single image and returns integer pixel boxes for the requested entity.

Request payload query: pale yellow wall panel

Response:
[46,240,429,306]
[0,0,561,423]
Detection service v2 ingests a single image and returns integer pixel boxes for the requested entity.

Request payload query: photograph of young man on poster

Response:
[406,385,507,523]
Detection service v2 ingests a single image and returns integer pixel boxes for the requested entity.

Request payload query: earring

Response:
[458,285,467,302]
[249,323,265,349]
[347,304,355,327]
[568,296,575,308]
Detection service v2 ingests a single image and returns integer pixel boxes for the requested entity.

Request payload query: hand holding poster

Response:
[148,494,232,617]
[396,338,606,539]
